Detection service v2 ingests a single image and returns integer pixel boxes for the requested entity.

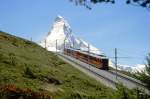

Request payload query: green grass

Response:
[0,31,149,99]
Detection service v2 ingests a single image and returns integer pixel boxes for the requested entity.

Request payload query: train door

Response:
[102,59,109,70]
[99,59,103,69]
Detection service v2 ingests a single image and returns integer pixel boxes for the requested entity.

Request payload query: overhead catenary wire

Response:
[107,48,145,61]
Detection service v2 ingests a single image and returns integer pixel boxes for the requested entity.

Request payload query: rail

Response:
[57,53,117,89]
[108,70,146,87]
[59,53,117,84]
[57,53,149,94]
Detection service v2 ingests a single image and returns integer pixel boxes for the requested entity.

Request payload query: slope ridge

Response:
[0,31,116,98]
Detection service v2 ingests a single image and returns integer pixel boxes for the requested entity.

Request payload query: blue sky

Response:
[0,0,150,66]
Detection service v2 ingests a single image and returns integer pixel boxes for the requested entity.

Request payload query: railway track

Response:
[57,53,149,94]
[108,70,146,87]
[57,53,117,89]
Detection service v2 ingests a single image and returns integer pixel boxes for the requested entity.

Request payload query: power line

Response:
[108,56,144,60]
[115,48,118,80]
[107,48,146,61]
[117,48,146,57]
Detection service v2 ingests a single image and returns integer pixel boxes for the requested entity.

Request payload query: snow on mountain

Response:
[132,64,146,72]
[39,15,103,55]
[118,64,146,73]
[38,15,145,72]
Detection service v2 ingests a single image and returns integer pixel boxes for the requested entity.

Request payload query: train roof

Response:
[65,48,108,59]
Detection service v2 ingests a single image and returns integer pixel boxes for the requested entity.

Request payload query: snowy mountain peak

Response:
[39,15,103,55]
[56,15,64,20]
[54,15,65,23]
[54,15,69,27]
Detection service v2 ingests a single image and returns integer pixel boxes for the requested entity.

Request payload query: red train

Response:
[64,48,109,70]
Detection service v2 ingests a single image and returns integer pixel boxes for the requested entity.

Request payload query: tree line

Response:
[70,0,150,11]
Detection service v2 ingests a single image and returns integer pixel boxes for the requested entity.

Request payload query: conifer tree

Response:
[136,54,150,90]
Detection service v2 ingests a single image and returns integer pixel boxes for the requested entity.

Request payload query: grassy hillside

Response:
[1,31,148,99]
[0,31,117,98]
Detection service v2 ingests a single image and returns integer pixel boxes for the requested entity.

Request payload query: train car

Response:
[64,48,109,70]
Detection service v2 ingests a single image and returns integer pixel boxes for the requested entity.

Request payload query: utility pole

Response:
[56,39,57,53]
[45,39,46,49]
[30,37,32,42]
[88,43,90,65]
[88,43,90,53]
[73,40,74,49]
[64,39,65,53]
[137,88,140,99]
[115,48,118,80]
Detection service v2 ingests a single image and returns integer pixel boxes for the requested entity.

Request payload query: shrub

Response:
[135,54,150,90]
[24,67,36,79]
[0,84,53,99]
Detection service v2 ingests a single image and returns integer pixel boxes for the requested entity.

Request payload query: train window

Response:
[96,58,99,62]
[92,57,96,61]
[84,54,88,58]
[89,56,93,59]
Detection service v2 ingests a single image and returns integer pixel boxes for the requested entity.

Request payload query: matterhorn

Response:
[39,15,103,55]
